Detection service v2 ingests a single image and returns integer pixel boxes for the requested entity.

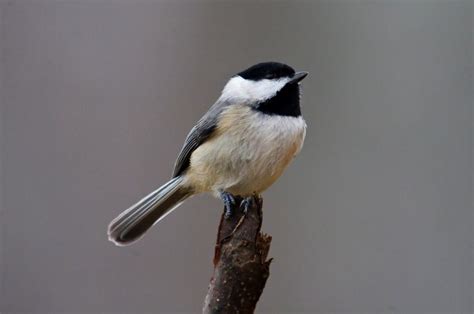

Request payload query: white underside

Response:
[186,106,306,196]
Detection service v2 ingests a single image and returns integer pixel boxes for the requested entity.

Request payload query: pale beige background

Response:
[1,0,472,313]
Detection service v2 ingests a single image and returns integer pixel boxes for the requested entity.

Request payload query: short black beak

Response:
[288,71,308,84]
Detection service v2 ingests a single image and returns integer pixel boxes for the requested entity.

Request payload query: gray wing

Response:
[172,100,231,177]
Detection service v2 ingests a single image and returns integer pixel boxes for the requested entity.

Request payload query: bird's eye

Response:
[264,74,274,79]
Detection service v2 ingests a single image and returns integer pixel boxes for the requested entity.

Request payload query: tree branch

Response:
[203,196,272,314]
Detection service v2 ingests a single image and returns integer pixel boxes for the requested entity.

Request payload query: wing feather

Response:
[172,100,230,177]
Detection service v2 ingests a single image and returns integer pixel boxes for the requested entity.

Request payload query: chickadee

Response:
[108,62,308,246]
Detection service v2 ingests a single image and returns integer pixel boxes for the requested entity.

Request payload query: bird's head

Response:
[220,62,308,117]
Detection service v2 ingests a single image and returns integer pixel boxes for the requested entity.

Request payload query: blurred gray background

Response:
[0,0,472,313]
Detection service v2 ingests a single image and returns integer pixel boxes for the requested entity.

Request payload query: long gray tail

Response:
[108,176,191,246]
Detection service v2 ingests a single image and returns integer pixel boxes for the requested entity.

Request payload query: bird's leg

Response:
[240,193,262,214]
[219,190,237,218]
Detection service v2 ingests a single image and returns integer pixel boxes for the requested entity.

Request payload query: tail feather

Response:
[108,176,191,246]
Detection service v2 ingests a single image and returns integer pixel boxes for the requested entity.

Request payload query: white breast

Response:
[187,105,306,196]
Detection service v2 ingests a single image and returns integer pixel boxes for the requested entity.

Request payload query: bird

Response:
[108,62,308,246]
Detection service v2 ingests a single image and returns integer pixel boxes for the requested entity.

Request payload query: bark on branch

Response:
[203,196,272,314]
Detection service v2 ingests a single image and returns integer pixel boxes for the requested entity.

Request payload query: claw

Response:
[240,193,260,214]
[220,191,237,218]
[240,195,255,215]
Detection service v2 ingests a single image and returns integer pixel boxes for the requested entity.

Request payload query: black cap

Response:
[237,62,296,81]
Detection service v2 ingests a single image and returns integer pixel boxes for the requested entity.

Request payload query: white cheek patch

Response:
[220,76,290,103]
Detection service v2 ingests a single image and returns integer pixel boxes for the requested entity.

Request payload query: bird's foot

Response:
[220,191,237,218]
[240,193,262,214]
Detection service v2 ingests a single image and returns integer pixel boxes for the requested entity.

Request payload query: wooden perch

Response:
[203,195,272,314]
